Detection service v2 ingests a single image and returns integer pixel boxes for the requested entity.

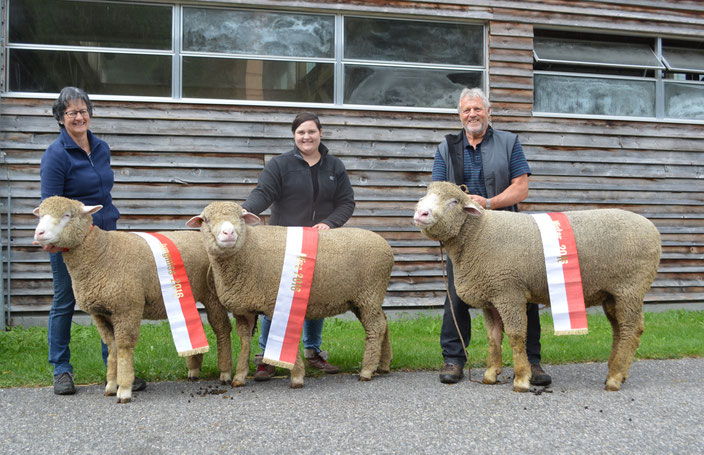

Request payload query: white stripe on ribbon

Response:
[264,227,304,366]
[531,214,588,335]
[133,232,209,355]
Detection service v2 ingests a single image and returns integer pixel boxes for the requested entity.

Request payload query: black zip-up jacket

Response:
[242,143,355,228]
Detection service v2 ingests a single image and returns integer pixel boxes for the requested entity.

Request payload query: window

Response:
[8,0,173,96]
[533,30,704,121]
[5,0,485,111]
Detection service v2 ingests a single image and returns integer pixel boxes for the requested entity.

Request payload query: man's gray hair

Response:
[457,87,491,113]
[52,86,93,128]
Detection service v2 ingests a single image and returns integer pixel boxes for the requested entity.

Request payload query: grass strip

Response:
[1,309,702,388]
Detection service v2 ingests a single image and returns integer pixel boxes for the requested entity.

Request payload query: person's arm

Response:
[431,148,447,182]
[241,159,282,216]
[317,160,355,229]
[40,147,67,200]
[471,173,529,209]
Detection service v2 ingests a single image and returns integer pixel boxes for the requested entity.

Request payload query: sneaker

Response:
[53,372,76,395]
[529,363,552,386]
[253,354,275,381]
[304,349,340,374]
[439,363,464,384]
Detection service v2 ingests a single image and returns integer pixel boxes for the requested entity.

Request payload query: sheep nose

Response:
[413,209,430,223]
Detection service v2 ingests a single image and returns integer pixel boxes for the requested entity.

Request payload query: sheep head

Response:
[33,196,102,249]
[186,201,260,257]
[413,181,483,242]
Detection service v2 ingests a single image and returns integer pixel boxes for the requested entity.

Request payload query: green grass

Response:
[1,310,703,388]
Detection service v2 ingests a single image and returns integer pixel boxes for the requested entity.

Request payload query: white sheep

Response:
[413,182,661,392]
[33,196,243,403]
[186,201,394,388]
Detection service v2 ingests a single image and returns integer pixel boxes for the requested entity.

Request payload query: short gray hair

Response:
[457,87,490,113]
[52,86,93,128]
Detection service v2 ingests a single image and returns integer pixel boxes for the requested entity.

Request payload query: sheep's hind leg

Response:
[376,316,392,374]
[355,306,387,381]
[482,307,504,384]
[604,296,645,392]
[499,301,530,392]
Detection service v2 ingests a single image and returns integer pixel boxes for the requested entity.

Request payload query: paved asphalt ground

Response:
[1,357,702,454]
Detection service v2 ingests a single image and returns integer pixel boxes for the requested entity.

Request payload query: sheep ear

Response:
[186,215,204,229]
[83,205,102,216]
[463,203,483,217]
[242,211,261,226]
[33,207,41,217]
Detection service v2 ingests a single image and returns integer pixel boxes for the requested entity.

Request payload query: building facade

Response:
[1,0,703,326]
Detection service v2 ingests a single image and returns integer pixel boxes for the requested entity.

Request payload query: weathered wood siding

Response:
[1,0,703,323]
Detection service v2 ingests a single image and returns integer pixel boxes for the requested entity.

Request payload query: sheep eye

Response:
[448,199,459,207]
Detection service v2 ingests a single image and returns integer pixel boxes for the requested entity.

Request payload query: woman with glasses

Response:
[38,87,145,395]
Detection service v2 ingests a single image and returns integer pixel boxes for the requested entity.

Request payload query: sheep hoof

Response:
[104,391,116,397]
[376,368,390,375]
[604,380,622,392]
[482,378,497,385]
[188,376,199,382]
[220,372,232,383]
[358,375,372,382]
[290,382,304,389]
[513,385,529,393]
[231,379,246,388]
[117,397,131,404]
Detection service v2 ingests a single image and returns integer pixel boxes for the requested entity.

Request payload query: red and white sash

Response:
[133,232,209,356]
[263,227,319,369]
[531,213,589,335]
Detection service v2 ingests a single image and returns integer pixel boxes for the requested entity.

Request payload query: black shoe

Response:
[439,363,464,384]
[530,364,552,386]
[132,376,147,391]
[53,372,76,395]
[104,376,147,391]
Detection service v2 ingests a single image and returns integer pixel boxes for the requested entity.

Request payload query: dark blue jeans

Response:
[48,252,108,376]
[258,315,325,353]
[440,257,543,367]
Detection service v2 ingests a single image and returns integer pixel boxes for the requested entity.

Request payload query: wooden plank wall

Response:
[1,0,703,323]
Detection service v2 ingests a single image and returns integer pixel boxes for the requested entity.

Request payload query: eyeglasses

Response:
[64,109,89,119]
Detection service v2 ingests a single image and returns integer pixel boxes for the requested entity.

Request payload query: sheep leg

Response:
[92,315,118,396]
[113,319,141,404]
[497,302,530,392]
[604,297,645,392]
[482,307,504,384]
[185,354,204,381]
[602,297,620,373]
[203,297,234,383]
[232,313,254,387]
[376,315,392,374]
[290,349,305,389]
[355,306,387,381]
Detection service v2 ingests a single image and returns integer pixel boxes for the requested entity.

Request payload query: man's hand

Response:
[312,223,331,231]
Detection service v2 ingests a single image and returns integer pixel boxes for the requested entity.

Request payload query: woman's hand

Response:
[312,223,331,231]
[33,240,64,254]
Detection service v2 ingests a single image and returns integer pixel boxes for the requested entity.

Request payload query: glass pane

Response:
[662,47,704,72]
[344,17,483,66]
[9,49,172,96]
[183,8,334,58]
[534,38,664,69]
[534,74,655,117]
[665,82,704,120]
[344,66,482,108]
[9,0,171,50]
[183,57,333,103]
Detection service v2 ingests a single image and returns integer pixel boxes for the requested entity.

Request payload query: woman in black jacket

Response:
[242,112,355,381]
